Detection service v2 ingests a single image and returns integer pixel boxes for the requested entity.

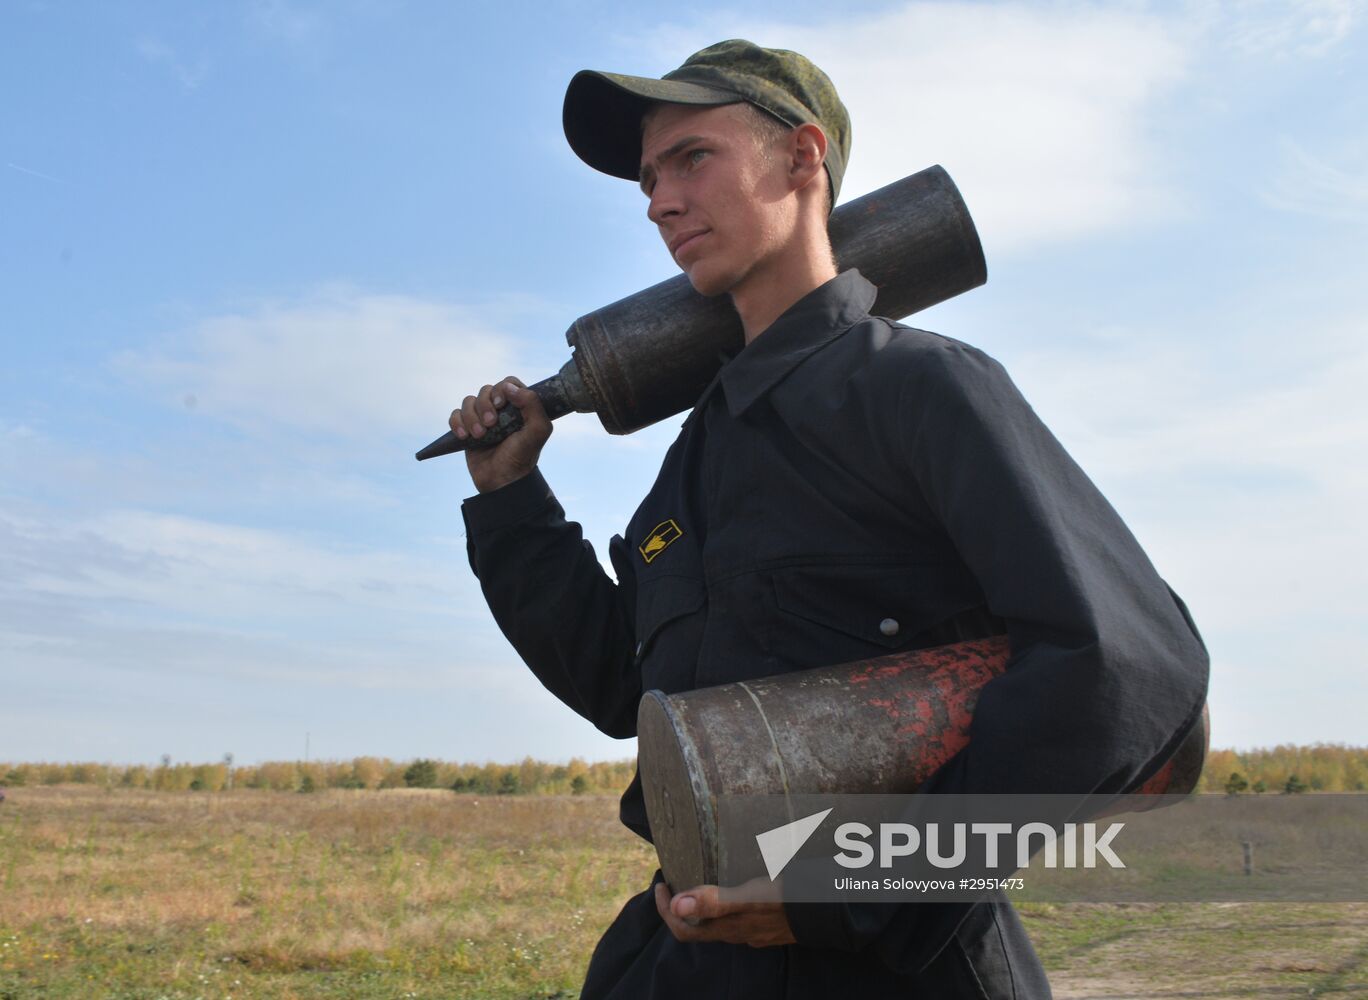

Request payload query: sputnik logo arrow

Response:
[755,808,834,880]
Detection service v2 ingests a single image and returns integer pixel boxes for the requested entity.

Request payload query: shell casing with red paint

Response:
[637,636,1207,891]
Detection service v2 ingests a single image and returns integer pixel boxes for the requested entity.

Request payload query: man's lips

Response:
[669,230,708,257]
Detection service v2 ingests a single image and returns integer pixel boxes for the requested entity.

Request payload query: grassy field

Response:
[1,787,1364,999]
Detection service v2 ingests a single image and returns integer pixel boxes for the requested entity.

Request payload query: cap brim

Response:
[563,70,742,181]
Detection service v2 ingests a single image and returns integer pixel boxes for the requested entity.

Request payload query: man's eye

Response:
[688,149,708,165]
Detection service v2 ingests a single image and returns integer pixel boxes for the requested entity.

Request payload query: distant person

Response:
[449,39,1209,999]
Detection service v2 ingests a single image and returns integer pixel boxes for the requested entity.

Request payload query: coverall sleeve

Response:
[462,468,642,739]
[785,340,1210,971]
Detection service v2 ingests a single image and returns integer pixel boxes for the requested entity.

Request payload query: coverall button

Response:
[879,618,900,637]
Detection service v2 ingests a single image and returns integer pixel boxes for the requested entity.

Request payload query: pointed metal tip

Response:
[416,430,463,461]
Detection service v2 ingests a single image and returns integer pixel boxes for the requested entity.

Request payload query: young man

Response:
[451,40,1208,999]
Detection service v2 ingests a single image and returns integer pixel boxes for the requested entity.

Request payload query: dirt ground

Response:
[1023,901,1368,998]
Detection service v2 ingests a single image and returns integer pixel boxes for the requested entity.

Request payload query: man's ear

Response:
[788,123,828,195]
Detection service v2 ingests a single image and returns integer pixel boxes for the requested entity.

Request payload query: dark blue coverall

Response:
[462,269,1210,998]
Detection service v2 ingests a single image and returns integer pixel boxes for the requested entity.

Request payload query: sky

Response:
[2,0,1365,767]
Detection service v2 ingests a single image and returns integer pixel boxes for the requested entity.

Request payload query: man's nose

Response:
[646,179,684,225]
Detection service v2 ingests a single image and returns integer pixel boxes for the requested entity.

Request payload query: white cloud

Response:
[1261,137,1368,223]
[1218,0,1362,58]
[627,2,1191,253]
[0,502,504,687]
[135,36,210,90]
[1011,321,1368,583]
[248,0,326,48]
[1,505,458,621]
[117,288,532,441]
[0,497,632,761]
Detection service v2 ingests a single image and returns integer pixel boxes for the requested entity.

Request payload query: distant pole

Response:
[1242,841,1254,876]
[305,732,310,765]
[224,752,234,791]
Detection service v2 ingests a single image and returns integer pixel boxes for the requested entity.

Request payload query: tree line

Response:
[1197,743,1367,794]
[0,756,637,795]
[3,744,1363,795]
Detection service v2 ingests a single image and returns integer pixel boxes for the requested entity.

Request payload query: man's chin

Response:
[684,266,735,299]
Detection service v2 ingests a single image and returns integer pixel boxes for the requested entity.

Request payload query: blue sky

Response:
[2,1,1364,766]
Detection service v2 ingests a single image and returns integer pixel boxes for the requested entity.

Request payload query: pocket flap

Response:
[773,563,975,648]
[636,575,705,655]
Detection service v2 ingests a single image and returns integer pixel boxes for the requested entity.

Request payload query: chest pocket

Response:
[634,574,705,675]
[771,562,985,658]
[613,528,707,693]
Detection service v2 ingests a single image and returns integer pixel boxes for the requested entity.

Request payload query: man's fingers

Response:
[477,384,498,426]
[453,394,481,439]
[460,385,503,439]
[449,375,550,460]
[462,393,489,438]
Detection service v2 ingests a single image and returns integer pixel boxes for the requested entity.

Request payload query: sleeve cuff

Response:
[461,467,558,535]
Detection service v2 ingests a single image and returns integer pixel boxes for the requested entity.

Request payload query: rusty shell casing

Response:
[568,163,985,435]
[637,636,1209,891]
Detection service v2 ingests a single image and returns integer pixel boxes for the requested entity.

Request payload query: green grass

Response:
[1020,901,1368,996]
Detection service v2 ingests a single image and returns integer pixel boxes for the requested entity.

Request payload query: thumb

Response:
[501,379,549,430]
[673,885,722,920]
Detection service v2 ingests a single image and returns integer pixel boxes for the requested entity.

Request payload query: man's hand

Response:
[449,376,552,493]
[654,882,796,949]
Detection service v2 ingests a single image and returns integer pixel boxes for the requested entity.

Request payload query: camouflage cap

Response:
[563,39,851,208]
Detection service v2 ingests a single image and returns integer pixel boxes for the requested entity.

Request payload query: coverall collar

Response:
[718,268,878,417]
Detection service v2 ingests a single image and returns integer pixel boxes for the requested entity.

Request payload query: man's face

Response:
[638,103,793,298]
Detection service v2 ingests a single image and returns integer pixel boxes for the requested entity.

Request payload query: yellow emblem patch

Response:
[639,519,683,564]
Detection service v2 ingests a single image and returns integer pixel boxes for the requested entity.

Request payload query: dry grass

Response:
[0,786,657,998]
[1,788,1364,998]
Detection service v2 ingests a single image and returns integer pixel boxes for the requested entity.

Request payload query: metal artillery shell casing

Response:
[637,636,1210,892]
[416,164,985,458]
[637,636,1011,892]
